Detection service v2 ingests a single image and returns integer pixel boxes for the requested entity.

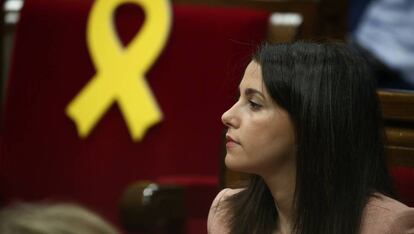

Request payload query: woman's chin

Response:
[224,153,252,174]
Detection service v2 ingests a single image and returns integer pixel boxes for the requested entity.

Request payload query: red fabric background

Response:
[391,167,414,207]
[0,0,269,232]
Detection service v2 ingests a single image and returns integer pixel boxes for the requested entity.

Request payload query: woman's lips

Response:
[226,135,240,148]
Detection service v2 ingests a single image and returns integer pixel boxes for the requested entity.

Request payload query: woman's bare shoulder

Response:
[361,194,414,234]
[212,188,242,206]
[207,188,243,234]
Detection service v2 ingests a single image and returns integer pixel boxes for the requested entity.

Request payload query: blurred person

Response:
[208,42,414,234]
[349,0,414,89]
[0,202,119,234]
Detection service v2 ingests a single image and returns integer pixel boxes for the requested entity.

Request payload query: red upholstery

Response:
[157,176,219,233]
[0,0,268,233]
[390,166,414,207]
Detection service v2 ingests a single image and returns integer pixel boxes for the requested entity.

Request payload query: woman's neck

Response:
[261,160,296,234]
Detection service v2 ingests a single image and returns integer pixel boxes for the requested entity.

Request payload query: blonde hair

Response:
[0,202,119,234]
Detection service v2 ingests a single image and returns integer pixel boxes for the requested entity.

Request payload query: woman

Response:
[208,42,414,234]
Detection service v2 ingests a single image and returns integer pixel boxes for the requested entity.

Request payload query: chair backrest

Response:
[0,0,269,225]
[223,90,414,207]
[379,90,414,207]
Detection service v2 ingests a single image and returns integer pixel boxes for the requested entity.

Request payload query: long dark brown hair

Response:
[224,42,395,234]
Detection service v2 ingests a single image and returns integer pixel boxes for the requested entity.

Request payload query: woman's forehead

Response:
[239,61,265,94]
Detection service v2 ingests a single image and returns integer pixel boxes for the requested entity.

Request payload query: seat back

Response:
[379,90,414,207]
[0,0,269,226]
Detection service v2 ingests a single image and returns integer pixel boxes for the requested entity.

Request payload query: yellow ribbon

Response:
[66,0,171,141]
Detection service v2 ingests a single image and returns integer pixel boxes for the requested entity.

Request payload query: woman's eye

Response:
[249,100,262,110]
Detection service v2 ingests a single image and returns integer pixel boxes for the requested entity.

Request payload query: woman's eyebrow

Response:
[244,88,265,99]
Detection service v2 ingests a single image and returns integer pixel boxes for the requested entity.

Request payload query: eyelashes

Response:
[248,100,262,110]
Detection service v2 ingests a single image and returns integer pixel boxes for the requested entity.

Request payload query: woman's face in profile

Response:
[221,61,296,176]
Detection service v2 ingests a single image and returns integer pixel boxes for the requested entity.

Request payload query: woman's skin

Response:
[221,61,297,234]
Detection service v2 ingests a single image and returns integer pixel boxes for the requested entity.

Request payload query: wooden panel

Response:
[379,90,414,122]
[385,127,414,148]
[386,146,414,168]
[315,0,347,40]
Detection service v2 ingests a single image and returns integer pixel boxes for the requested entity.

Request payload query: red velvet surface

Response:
[391,166,414,207]
[0,0,269,232]
[157,176,218,218]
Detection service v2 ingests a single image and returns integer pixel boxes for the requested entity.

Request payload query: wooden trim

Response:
[386,146,414,168]
[378,90,414,122]
[385,127,414,148]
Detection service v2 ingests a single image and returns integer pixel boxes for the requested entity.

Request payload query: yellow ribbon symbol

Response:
[66,0,171,141]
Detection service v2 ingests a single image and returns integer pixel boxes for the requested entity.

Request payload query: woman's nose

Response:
[221,104,239,129]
